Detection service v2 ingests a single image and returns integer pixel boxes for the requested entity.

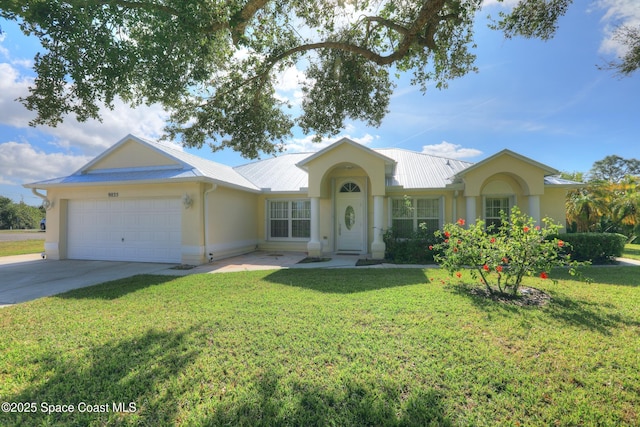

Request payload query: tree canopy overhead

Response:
[0,0,632,158]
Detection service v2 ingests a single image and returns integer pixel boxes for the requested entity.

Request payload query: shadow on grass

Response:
[542,291,640,335]
[553,266,640,287]
[448,283,640,336]
[623,245,640,259]
[446,284,522,316]
[55,274,178,300]
[0,325,203,426]
[204,370,451,426]
[264,268,428,293]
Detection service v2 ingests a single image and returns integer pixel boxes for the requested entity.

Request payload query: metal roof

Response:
[25,135,261,191]
[543,176,584,186]
[233,153,310,192]
[138,137,261,191]
[376,148,473,189]
[25,135,581,192]
[232,148,474,191]
[25,169,200,187]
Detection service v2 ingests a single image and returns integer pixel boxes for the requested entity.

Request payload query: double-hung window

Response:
[484,197,511,229]
[391,198,441,238]
[268,200,311,239]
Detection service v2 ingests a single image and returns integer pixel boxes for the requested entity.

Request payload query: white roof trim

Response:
[455,149,559,177]
[75,134,190,175]
[296,137,396,169]
[84,164,182,174]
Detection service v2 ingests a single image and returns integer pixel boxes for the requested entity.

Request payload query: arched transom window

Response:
[340,182,361,193]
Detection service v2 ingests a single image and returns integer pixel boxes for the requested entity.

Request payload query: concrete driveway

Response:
[0,254,173,307]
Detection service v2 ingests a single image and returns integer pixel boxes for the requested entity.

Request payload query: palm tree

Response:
[610,176,640,237]
[566,184,608,232]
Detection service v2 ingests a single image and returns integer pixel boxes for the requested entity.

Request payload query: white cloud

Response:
[482,0,520,8]
[0,63,36,127]
[285,133,377,153]
[275,66,308,92]
[421,141,482,159]
[482,0,640,59]
[0,141,91,185]
[44,99,171,156]
[0,61,171,156]
[274,64,311,108]
[595,0,640,56]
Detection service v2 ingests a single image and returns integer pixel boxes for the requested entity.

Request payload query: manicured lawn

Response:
[0,239,45,257]
[1,268,638,426]
[623,243,640,260]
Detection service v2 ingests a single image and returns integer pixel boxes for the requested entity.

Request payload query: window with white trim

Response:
[268,200,311,239]
[391,198,441,238]
[484,197,511,229]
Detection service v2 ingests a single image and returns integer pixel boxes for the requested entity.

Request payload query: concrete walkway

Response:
[1,251,639,307]
[157,251,640,276]
[157,251,444,277]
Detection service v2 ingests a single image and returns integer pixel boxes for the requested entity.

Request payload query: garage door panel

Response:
[68,198,182,263]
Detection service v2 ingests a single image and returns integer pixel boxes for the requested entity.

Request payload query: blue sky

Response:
[1,0,639,204]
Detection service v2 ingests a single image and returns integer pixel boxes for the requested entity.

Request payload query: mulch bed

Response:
[297,257,332,264]
[467,286,551,307]
[356,259,385,266]
[170,264,197,270]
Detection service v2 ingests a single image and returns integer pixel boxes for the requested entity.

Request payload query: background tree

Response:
[0,196,45,230]
[0,0,624,158]
[588,155,640,183]
[600,24,640,77]
[565,156,640,239]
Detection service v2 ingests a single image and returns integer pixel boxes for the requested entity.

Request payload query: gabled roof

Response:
[25,134,261,192]
[455,149,559,177]
[296,137,396,170]
[232,147,473,191]
[25,135,581,193]
[138,136,260,191]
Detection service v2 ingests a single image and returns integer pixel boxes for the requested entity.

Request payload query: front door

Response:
[336,181,365,252]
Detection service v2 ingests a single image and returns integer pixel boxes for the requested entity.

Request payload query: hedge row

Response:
[383,228,626,265]
[555,232,627,264]
[383,228,440,264]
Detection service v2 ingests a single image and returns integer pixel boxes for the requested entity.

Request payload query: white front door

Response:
[336,181,365,252]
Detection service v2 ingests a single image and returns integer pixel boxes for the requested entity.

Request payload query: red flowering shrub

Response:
[431,207,589,296]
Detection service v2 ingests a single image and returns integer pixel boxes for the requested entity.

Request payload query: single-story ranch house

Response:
[25,134,581,264]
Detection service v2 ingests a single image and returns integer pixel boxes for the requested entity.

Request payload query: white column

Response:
[371,195,385,259]
[466,196,477,226]
[452,192,458,224]
[529,195,541,226]
[307,197,322,257]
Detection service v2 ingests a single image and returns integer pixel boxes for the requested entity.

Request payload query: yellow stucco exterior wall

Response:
[206,185,259,260]
[302,141,389,197]
[86,139,181,171]
[462,154,547,197]
[541,187,570,229]
[34,138,573,263]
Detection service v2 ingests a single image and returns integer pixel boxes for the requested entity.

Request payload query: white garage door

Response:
[67,198,182,263]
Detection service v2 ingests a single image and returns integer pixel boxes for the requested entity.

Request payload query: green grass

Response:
[1,268,639,426]
[0,239,45,257]
[623,243,640,260]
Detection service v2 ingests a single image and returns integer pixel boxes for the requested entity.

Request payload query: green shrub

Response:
[383,227,440,264]
[556,233,627,264]
[432,208,588,296]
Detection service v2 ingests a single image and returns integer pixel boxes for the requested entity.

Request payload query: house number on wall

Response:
[108,192,119,198]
